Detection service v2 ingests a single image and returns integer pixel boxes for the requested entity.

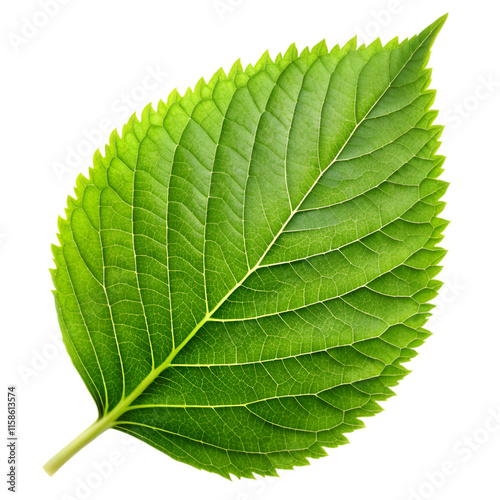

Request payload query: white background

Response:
[1,1,499,499]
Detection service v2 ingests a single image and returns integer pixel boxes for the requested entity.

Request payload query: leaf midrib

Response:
[101,29,433,427]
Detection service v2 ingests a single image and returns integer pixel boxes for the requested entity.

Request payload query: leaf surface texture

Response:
[52,17,447,478]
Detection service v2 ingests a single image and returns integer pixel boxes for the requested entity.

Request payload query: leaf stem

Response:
[43,415,115,476]
[43,341,184,476]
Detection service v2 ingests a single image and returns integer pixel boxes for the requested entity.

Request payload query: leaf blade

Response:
[49,15,448,479]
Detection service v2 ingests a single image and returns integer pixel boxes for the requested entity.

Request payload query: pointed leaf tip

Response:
[421,14,448,40]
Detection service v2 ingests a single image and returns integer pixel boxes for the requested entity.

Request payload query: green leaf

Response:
[44,15,448,479]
